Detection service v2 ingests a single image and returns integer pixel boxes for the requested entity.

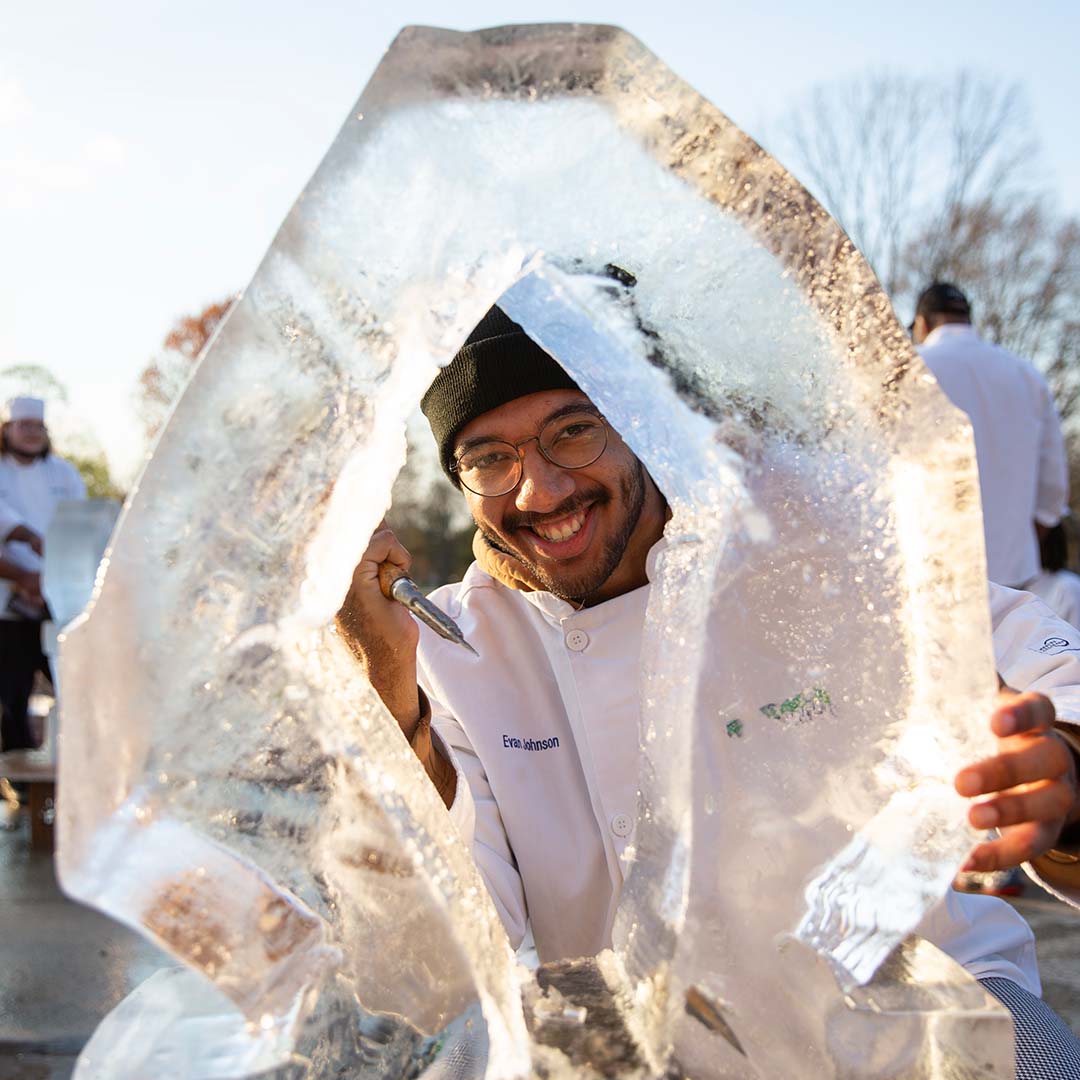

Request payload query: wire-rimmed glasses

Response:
[451,409,608,497]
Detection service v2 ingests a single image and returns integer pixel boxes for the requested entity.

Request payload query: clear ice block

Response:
[58,23,1009,1079]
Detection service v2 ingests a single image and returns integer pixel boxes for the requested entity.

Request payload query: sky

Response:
[2,0,1078,483]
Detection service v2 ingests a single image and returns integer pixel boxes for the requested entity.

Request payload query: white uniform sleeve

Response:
[60,458,87,501]
[990,582,1080,905]
[1033,377,1068,528]
[991,582,1080,723]
[0,496,25,542]
[429,701,529,949]
[916,889,1040,995]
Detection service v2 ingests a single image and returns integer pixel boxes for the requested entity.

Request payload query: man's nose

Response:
[514,445,574,512]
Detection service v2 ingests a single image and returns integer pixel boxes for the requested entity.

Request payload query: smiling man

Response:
[338,307,1080,1075]
[443,372,664,606]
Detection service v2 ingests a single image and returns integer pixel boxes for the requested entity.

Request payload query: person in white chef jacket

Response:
[0,396,86,751]
[338,308,1080,1075]
[913,282,1069,591]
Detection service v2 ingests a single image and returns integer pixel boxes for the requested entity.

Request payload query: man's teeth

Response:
[533,511,586,542]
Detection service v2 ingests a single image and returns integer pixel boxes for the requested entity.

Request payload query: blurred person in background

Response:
[0,396,85,752]
[913,282,1068,589]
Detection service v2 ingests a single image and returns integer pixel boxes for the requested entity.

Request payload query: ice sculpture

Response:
[58,23,1009,1079]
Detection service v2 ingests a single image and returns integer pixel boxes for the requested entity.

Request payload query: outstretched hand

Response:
[956,688,1080,872]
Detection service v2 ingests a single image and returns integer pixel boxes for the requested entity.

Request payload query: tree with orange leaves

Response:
[137,297,236,440]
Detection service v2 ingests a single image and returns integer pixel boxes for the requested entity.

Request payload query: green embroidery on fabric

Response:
[759,687,833,727]
[725,718,744,738]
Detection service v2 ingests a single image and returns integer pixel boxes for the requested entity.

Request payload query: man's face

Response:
[454,389,658,603]
[6,418,47,457]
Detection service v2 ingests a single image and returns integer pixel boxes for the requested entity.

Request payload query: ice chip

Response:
[73,967,303,1080]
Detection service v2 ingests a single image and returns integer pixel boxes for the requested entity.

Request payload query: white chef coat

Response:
[917,324,1068,588]
[1028,570,1080,630]
[0,453,86,616]
[419,559,1080,994]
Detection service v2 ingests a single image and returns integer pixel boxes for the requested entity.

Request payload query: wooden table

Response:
[0,749,56,852]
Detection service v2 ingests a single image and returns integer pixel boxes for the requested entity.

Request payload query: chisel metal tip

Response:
[380,563,479,657]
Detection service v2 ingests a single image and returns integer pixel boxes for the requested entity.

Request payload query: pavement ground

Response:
[0,813,1077,1079]
[0,814,168,1080]
[1011,893,1080,1031]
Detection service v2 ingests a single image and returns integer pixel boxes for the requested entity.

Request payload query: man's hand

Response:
[4,524,44,555]
[955,688,1080,872]
[13,569,43,607]
[336,524,457,809]
[336,524,422,736]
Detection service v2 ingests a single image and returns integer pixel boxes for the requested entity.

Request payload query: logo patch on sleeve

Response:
[1029,635,1080,656]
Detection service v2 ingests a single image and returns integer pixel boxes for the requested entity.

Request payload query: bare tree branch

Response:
[779,70,1038,298]
[779,68,1079,504]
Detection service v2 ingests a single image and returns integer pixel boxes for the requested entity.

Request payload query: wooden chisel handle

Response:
[378,561,410,600]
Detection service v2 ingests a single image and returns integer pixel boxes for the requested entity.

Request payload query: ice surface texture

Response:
[58,23,1006,1079]
[43,499,122,632]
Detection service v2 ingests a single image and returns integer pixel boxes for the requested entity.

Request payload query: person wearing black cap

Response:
[338,305,1080,1075]
[419,305,662,604]
[913,282,1068,590]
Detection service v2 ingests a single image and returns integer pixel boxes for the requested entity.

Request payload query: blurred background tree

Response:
[0,364,69,406]
[64,452,126,500]
[778,69,1080,502]
[137,297,236,440]
[779,71,1039,301]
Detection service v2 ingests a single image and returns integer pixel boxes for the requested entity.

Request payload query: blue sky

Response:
[2,0,1077,481]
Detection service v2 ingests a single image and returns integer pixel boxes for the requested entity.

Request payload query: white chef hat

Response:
[5,397,46,423]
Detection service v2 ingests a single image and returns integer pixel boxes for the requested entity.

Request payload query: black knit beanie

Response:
[421,306,581,484]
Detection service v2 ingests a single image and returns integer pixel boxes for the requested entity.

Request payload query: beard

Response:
[477,458,647,603]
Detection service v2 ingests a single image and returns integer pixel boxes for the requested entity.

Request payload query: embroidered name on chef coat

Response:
[502,734,561,751]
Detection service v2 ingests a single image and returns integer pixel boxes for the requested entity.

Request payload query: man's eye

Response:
[552,420,599,442]
[465,450,514,471]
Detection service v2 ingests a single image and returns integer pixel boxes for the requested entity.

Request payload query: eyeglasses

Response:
[451,409,609,497]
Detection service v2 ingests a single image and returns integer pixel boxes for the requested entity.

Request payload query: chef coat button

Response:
[565,629,590,652]
[611,813,633,838]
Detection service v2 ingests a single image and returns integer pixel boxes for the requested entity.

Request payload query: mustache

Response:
[502,487,609,532]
